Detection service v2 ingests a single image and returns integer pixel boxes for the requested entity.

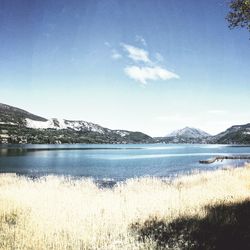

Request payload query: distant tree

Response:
[226,0,250,32]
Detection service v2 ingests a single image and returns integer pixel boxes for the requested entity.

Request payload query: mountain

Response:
[155,127,211,144]
[211,123,250,144]
[0,103,153,144]
[156,125,250,144]
[167,127,211,138]
[1,103,250,145]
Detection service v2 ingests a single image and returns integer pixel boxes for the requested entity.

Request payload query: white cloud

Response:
[121,43,151,63]
[135,35,147,46]
[124,65,179,84]
[118,41,179,85]
[111,49,122,60]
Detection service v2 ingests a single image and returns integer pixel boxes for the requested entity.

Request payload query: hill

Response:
[0,103,153,144]
[156,127,211,144]
[1,103,250,145]
[211,123,250,144]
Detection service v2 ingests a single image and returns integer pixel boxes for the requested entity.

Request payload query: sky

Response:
[0,0,249,136]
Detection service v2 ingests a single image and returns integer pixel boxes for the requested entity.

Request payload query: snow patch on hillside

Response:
[25,118,106,134]
[115,130,130,137]
[0,122,18,126]
[64,120,106,133]
[26,118,55,129]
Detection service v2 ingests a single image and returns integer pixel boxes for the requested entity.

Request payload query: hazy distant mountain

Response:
[154,127,211,144]
[0,103,153,144]
[156,125,250,144]
[167,127,211,139]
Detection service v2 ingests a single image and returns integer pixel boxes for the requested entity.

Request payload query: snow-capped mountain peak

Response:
[167,127,210,138]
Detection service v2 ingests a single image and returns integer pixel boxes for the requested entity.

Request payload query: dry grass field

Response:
[1,164,250,249]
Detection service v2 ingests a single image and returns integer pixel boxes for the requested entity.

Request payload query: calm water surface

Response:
[0,144,250,181]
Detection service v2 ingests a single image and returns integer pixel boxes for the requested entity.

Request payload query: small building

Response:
[0,133,10,144]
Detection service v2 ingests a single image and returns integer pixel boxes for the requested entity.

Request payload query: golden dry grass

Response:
[1,164,250,249]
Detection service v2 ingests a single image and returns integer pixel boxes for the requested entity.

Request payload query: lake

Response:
[0,144,250,182]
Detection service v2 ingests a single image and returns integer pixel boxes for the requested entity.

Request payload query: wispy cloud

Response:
[107,38,179,85]
[124,65,179,84]
[155,52,164,62]
[121,43,151,63]
[135,35,147,46]
[111,49,122,60]
[104,41,111,47]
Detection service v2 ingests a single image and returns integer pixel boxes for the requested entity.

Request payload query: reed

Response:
[1,164,250,249]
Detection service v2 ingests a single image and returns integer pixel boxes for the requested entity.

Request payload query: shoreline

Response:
[1,164,250,249]
[0,160,247,188]
[0,160,249,188]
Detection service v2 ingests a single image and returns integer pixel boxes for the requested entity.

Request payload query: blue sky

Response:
[0,0,250,136]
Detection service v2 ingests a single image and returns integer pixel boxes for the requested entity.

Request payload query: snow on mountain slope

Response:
[0,103,154,144]
[26,118,55,129]
[25,118,107,134]
[167,127,210,138]
[114,130,130,137]
[64,120,107,133]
